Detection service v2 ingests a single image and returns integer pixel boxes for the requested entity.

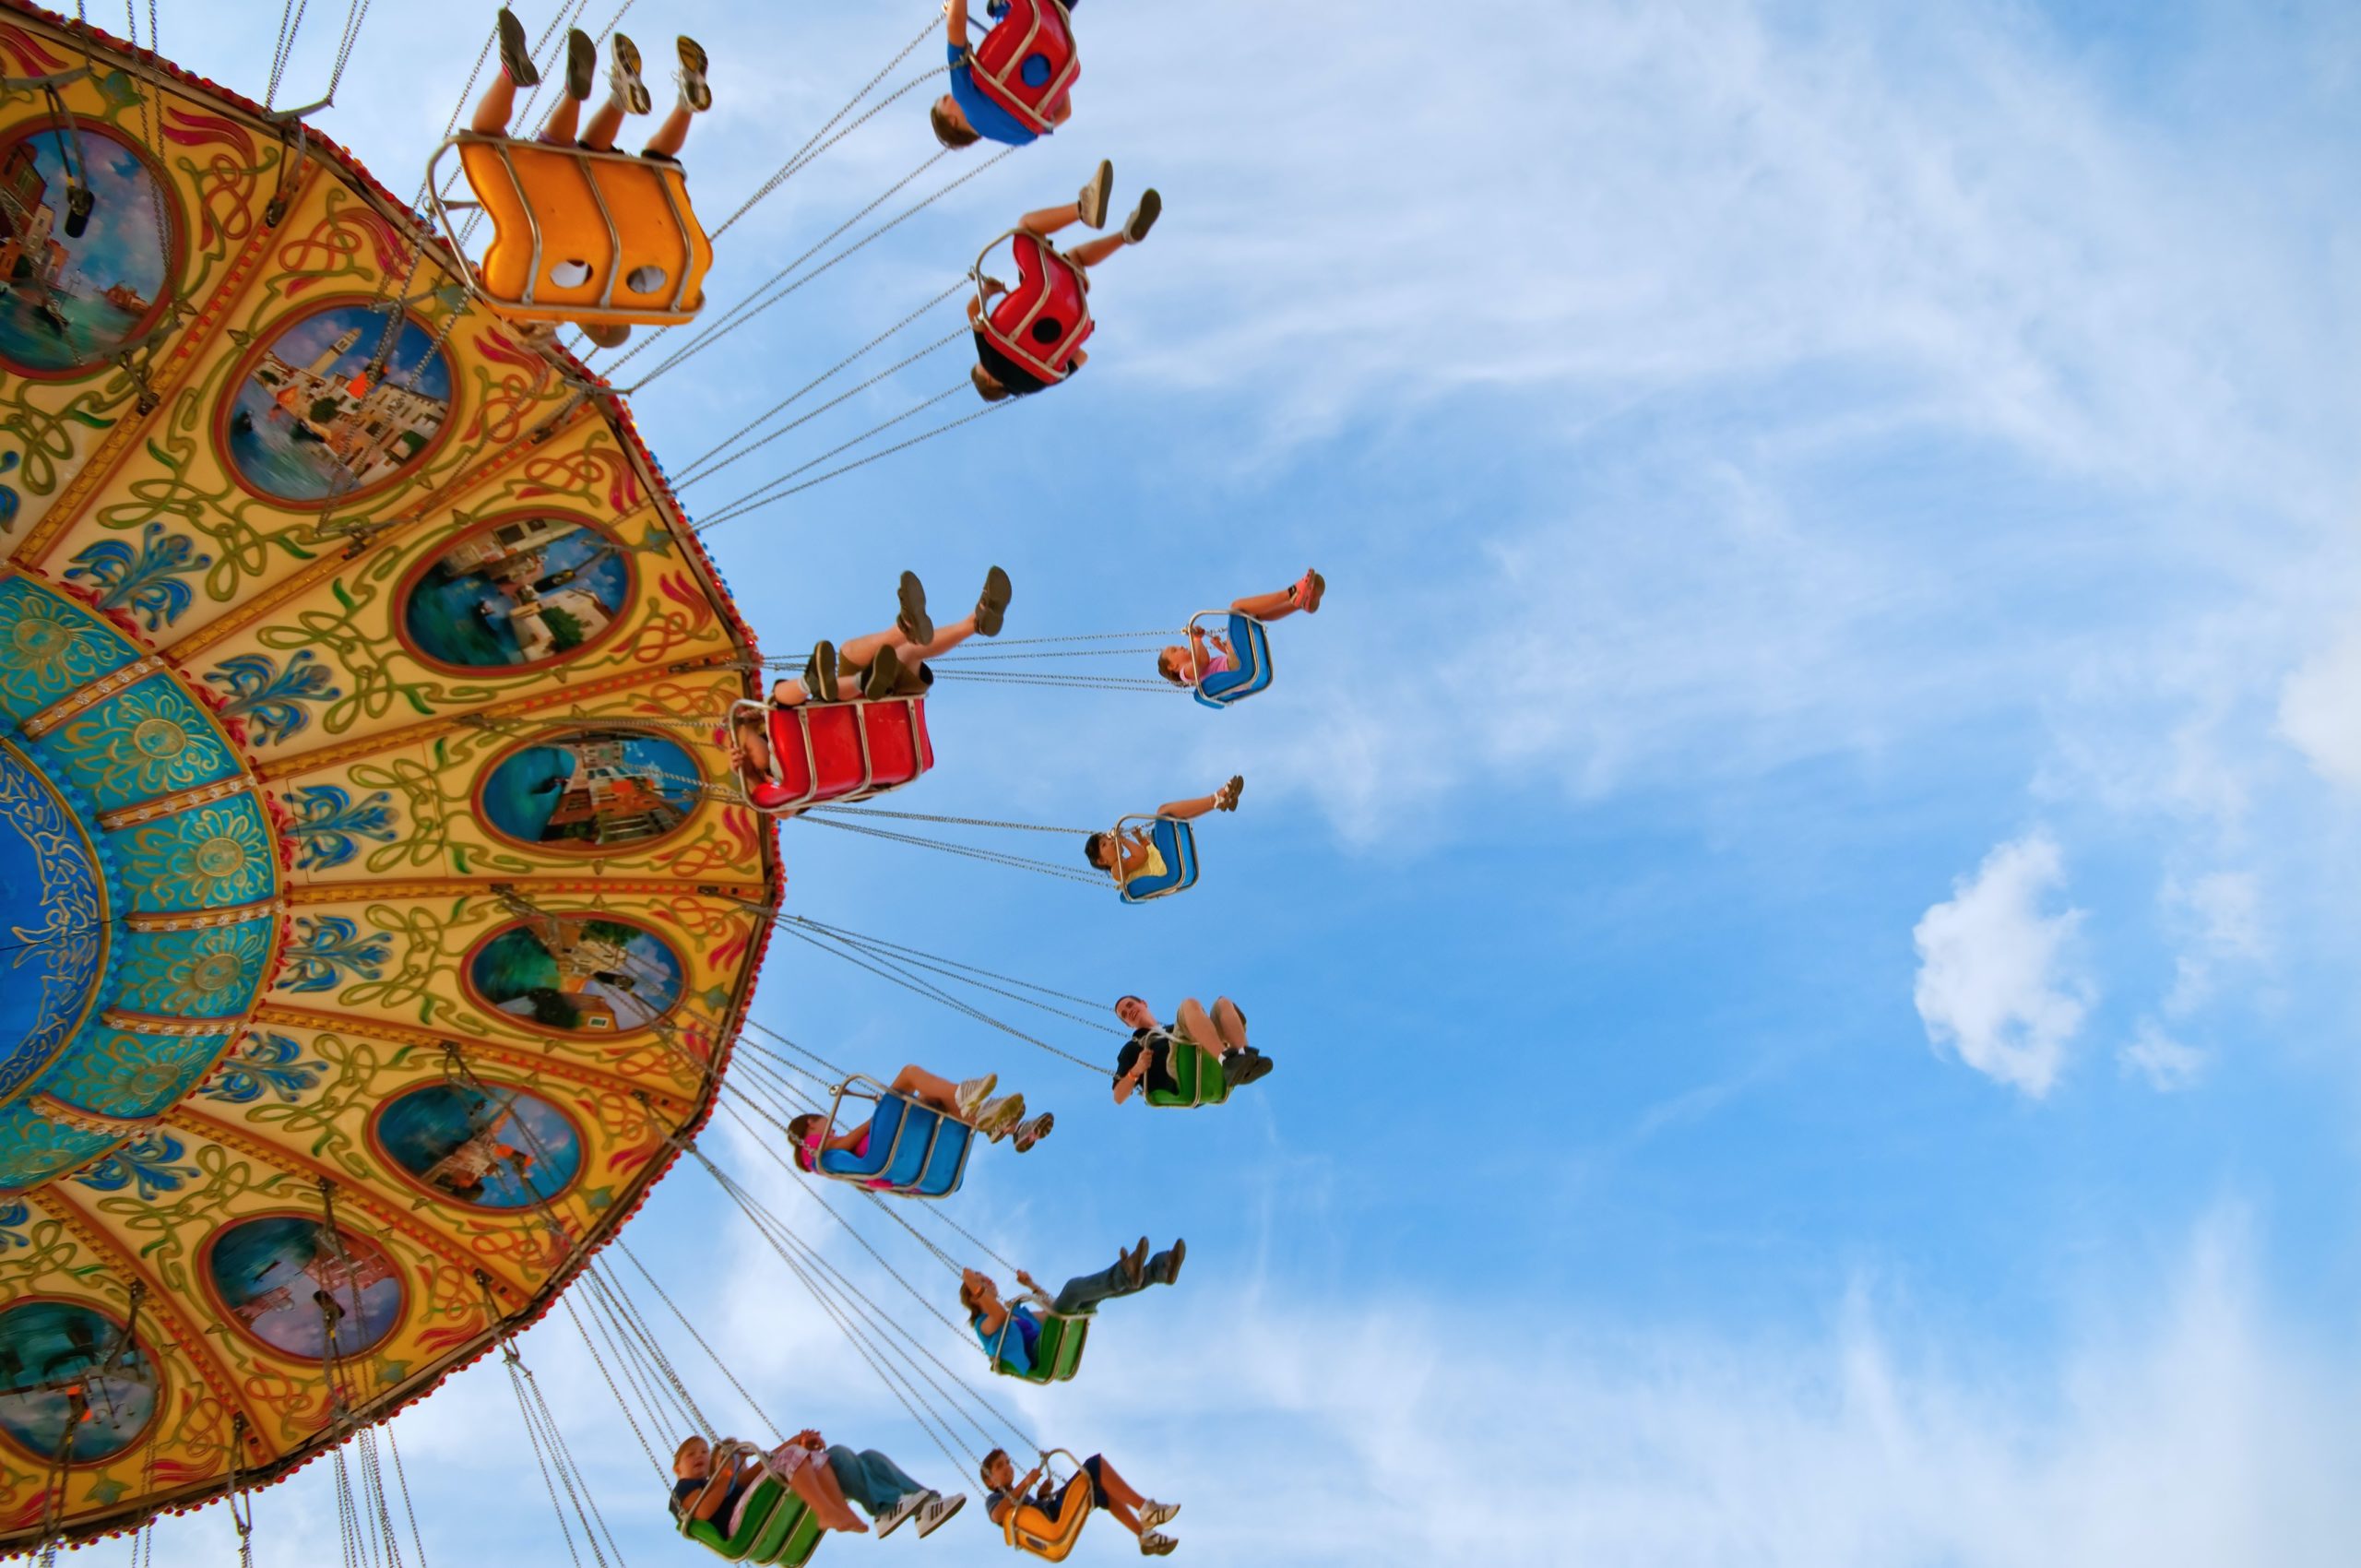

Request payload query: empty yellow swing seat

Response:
[437,133,712,327]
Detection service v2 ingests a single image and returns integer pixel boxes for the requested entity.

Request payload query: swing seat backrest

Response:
[1190,612,1274,709]
[1143,1035,1231,1109]
[968,0,1080,134]
[753,697,934,815]
[815,1092,974,1199]
[991,1309,1092,1384]
[1003,1471,1094,1562]
[444,135,712,327]
[979,232,1095,386]
[1115,816,1198,904]
[682,1475,824,1566]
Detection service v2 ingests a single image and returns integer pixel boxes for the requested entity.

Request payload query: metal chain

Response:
[689,396,1011,529]
[792,813,1106,886]
[813,802,1089,835]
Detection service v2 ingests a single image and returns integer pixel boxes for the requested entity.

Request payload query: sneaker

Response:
[1011,1111,1053,1151]
[1139,1502,1180,1530]
[676,35,711,113]
[609,33,651,115]
[1077,160,1113,229]
[562,27,595,100]
[874,1490,926,1538]
[495,7,540,88]
[953,1075,998,1121]
[1229,1051,1275,1089]
[1216,775,1245,812]
[1121,188,1162,244]
[861,647,905,702]
[896,570,934,646]
[1138,1531,1178,1556]
[914,1492,965,1538]
[805,639,840,702]
[975,564,1012,637]
[976,1094,1026,1137]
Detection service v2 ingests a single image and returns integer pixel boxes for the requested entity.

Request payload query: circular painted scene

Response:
[402,516,633,671]
[203,1214,403,1360]
[467,916,684,1036]
[222,303,454,505]
[373,1080,585,1209]
[477,728,703,852]
[0,123,178,377]
[0,1300,157,1465]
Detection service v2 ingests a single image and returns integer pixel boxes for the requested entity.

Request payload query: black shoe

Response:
[803,640,839,702]
[896,571,933,647]
[1222,1049,1273,1089]
[975,564,1012,637]
[496,6,540,88]
[862,647,904,702]
[563,28,595,100]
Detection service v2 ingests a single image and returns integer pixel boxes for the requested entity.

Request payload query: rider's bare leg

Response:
[836,625,911,671]
[768,678,809,708]
[1209,997,1250,1052]
[538,95,582,146]
[1229,584,1302,622]
[643,105,693,159]
[1066,232,1132,268]
[469,75,519,136]
[888,1065,966,1117]
[786,1461,868,1533]
[1016,201,1085,239]
[1155,790,1223,823]
[579,101,624,151]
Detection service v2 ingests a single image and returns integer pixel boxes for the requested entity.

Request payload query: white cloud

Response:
[2161,871,2269,1017]
[2122,1023,2208,1092]
[2278,622,2361,792]
[1912,832,2092,1097]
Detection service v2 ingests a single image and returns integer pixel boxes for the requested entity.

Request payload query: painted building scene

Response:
[477,729,701,849]
[0,126,172,374]
[0,1300,155,1465]
[374,1082,584,1210]
[225,305,452,503]
[204,1216,402,1361]
[403,517,631,670]
[467,917,683,1036]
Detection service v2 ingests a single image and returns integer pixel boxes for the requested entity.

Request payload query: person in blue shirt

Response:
[931,0,1078,149]
[959,1239,1184,1375]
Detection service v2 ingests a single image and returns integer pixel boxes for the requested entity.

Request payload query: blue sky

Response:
[113,0,2361,1563]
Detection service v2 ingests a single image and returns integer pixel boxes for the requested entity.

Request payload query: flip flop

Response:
[1077,160,1113,230]
[496,7,540,88]
[896,571,934,647]
[975,565,1012,637]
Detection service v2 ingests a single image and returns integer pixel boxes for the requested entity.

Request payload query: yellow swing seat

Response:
[429,133,713,327]
[1001,1455,1094,1562]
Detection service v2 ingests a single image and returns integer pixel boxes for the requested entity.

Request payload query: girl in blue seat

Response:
[1083,777,1241,890]
[785,1065,1051,1185]
[1155,570,1325,688]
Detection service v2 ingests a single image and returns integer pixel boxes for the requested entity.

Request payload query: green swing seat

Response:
[988,1308,1093,1384]
[680,1474,825,1566]
[1143,1035,1231,1110]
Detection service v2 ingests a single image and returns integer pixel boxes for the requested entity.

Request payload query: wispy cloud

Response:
[1913,831,2091,1097]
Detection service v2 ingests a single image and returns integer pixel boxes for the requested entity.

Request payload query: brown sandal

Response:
[1216,775,1244,812]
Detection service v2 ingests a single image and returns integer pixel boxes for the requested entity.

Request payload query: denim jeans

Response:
[827,1445,926,1517]
[1050,1247,1177,1314]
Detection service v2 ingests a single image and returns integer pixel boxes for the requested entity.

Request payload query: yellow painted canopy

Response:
[0,2,777,1547]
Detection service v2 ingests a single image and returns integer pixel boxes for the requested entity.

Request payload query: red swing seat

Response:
[974,231,1095,388]
[968,0,1080,136]
[730,696,934,815]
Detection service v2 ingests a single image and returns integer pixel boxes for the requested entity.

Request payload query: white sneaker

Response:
[874,1491,927,1538]
[954,1075,998,1121]
[977,1094,1026,1137]
[915,1492,965,1538]
[1139,1501,1180,1529]
[1138,1531,1178,1556]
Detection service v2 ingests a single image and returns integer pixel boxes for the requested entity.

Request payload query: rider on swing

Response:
[471,8,710,348]
[969,162,1159,401]
[932,0,1077,149]
[1083,777,1243,889]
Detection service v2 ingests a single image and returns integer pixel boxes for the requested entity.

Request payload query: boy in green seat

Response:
[1112,995,1273,1102]
[959,1237,1185,1375]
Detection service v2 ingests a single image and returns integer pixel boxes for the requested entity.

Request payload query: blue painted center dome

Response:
[0,738,108,1104]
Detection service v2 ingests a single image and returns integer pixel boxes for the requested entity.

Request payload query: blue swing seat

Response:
[1114,815,1198,904]
[813,1080,975,1199]
[1189,612,1275,709]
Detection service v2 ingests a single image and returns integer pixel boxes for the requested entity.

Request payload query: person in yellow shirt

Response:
[1083,776,1242,886]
